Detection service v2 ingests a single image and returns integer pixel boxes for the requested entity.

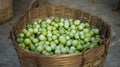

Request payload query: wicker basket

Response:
[10,0,111,67]
[0,0,13,24]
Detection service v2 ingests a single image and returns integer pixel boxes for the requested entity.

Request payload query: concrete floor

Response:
[0,0,120,67]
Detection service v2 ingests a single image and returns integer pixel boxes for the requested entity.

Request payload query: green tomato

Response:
[25,32,32,37]
[52,27,57,31]
[75,51,80,53]
[71,30,76,34]
[47,31,52,38]
[90,31,94,36]
[72,40,78,47]
[85,23,90,28]
[51,22,55,26]
[83,28,90,33]
[70,46,76,51]
[84,38,90,42]
[28,28,34,34]
[52,30,58,35]
[19,33,24,38]
[64,20,69,25]
[42,50,48,55]
[80,23,85,28]
[64,25,69,29]
[45,46,52,52]
[30,36,34,40]
[71,25,77,30]
[37,19,42,24]
[56,33,60,37]
[50,43,56,50]
[35,24,40,28]
[46,19,52,24]
[39,41,45,45]
[79,40,85,45]
[69,32,74,38]
[68,49,75,54]
[83,44,88,48]
[75,33,79,39]
[61,47,67,54]
[25,46,29,50]
[60,18,64,22]
[59,27,65,34]
[17,38,24,43]
[66,36,70,40]
[22,29,27,34]
[41,23,47,28]
[54,17,60,23]
[59,29,65,34]
[91,37,96,42]
[65,46,69,53]
[30,44,35,51]
[69,18,73,23]
[24,38,31,45]
[93,28,100,35]
[39,35,46,41]
[59,38,66,45]
[66,40,72,46]
[59,22,64,27]
[56,46,61,49]
[85,33,92,38]
[80,34,85,39]
[48,37,53,42]
[54,40,59,44]
[45,41,50,45]
[32,38,39,43]
[59,44,64,49]
[27,24,32,29]
[35,43,39,47]
[78,23,85,30]
[47,26,52,31]
[78,25,84,30]
[33,28,39,34]
[79,31,84,35]
[74,20,80,25]
[77,45,83,51]
[89,43,99,49]
[54,23,59,28]
[19,43,25,48]
[34,22,38,25]
[55,49,61,54]
[50,52,54,55]
[41,28,47,32]
[42,32,47,36]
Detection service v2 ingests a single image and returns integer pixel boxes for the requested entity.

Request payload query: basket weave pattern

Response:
[0,0,13,24]
[11,5,111,67]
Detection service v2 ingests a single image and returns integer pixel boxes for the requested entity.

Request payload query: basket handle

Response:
[29,0,49,9]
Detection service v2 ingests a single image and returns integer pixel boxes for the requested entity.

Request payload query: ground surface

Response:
[0,0,120,67]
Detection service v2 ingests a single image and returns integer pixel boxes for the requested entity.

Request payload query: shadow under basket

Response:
[10,6,111,67]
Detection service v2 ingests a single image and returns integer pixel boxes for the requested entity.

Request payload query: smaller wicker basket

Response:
[0,0,13,24]
[10,0,111,67]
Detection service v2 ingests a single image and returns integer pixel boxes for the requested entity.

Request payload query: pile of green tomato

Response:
[17,17,100,55]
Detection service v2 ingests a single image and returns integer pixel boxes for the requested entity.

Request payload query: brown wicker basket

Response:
[0,0,13,24]
[10,0,111,67]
